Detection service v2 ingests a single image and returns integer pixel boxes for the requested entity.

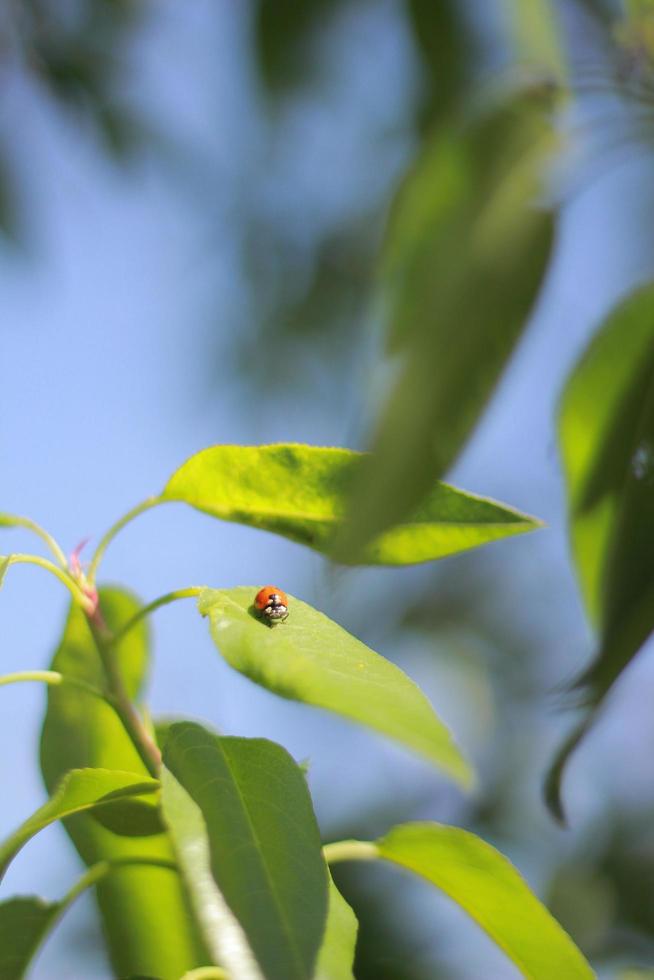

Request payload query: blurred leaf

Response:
[0,768,158,880]
[40,589,208,978]
[198,587,472,787]
[162,722,329,980]
[253,0,346,91]
[334,89,557,560]
[0,556,10,589]
[406,0,470,127]
[314,878,358,980]
[163,443,540,565]
[548,284,654,819]
[507,0,567,82]
[0,153,19,242]
[0,896,58,980]
[335,823,594,979]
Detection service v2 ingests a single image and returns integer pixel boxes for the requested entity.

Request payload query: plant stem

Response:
[323,840,378,864]
[181,969,229,980]
[109,587,203,646]
[0,669,110,702]
[86,611,162,777]
[88,496,164,584]
[2,553,94,610]
[64,855,179,905]
[0,514,68,567]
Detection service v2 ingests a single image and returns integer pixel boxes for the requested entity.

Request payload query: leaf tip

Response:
[544,719,592,824]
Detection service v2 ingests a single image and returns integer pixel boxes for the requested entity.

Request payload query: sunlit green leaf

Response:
[162,443,539,566]
[0,768,158,880]
[0,896,58,980]
[0,555,10,589]
[198,587,472,787]
[314,878,358,980]
[40,589,208,978]
[333,89,556,560]
[548,284,654,819]
[162,722,329,980]
[331,823,594,979]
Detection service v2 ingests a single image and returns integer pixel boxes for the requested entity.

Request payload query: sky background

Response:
[1,2,654,977]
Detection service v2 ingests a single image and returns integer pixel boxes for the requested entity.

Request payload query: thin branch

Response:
[109,587,203,647]
[323,840,378,864]
[1,553,94,610]
[87,496,164,584]
[0,513,68,567]
[0,669,110,703]
[86,610,162,777]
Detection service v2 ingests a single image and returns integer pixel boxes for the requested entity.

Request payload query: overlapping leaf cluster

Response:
[0,444,592,978]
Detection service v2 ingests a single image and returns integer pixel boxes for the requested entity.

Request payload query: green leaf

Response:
[507,0,567,82]
[333,823,594,980]
[198,587,472,788]
[162,443,538,566]
[0,897,58,980]
[406,0,469,127]
[548,284,654,819]
[0,859,180,980]
[333,89,556,560]
[161,764,263,980]
[40,589,208,979]
[162,722,329,980]
[253,0,345,92]
[314,878,358,980]
[0,768,158,880]
[90,795,165,837]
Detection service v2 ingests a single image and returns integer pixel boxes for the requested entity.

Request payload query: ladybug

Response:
[254,586,289,625]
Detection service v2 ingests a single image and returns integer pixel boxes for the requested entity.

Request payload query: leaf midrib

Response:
[207,740,310,980]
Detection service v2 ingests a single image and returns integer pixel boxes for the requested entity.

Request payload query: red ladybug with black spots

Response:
[254,586,289,625]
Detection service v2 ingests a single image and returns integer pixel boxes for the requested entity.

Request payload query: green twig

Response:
[88,496,164,584]
[0,514,68,567]
[0,669,109,702]
[8,855,180,976]
[86,611,162,778]
[109,587,203,647]
[64,855,178,905]
[323,840,378,864]
[1,553,94,610]
[181,969,229,980]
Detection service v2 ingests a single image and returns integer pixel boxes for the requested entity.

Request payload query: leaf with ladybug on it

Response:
[198,586,473,789]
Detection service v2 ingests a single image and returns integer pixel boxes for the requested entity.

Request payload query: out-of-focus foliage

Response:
[5,0,144,157]
[334,87,557,560]
[547,285,654,819]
